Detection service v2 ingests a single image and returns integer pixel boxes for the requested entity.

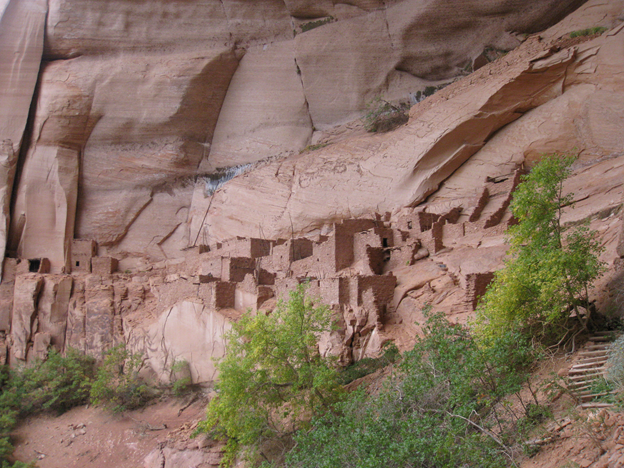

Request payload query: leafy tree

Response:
[284,309,537,468]
[199,284,343,466]
[476,154,605,344]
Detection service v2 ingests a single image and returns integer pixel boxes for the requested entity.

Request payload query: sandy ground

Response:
[11,395,210,468]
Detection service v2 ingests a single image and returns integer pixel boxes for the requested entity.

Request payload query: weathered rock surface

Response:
[2,0,588,273]
[5,3,624,465]
[0,0,47,278]
[11,275,43,361]
[191,32,578,242]
[142,300,232,384]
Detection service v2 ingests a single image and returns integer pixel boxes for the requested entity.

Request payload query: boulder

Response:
[11,275,43,361]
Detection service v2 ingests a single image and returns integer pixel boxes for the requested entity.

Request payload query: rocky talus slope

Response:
[2,0,624,466]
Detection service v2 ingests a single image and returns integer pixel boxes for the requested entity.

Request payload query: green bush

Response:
[17,350,95,414]
[284,308,538,468]
[90,344,153,412]
[570,27,608,38]
[170,360,193,396]
[198,285,343,466]
[606,334,624,394]
[0,349,95,466]
[300,17,333,33]
[476,154,605,345]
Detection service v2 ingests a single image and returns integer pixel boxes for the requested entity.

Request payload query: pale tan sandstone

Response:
[46,0,292,57]
[293,0,585,129]
[65,280,87,353]
[11,275,43,361]
[7,0,587,269]
[141,300,232,384]
[7,48,239,271]
[204,40,313,171]
[387,0,586,81]
[84,276,116,359]
[430,24,624,207]
[0,0,47,279]
[192,33,579,242]
[36,276,73,352]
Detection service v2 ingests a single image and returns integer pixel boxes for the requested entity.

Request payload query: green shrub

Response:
[570,27,608,38]
[0,349,95,466]
[198,285,343,466]
[284,308,538,468]
[605,334,624,395]
[90,344,153,412]
[300,17,333,33]
[17,349,95,414]
[170,360,193,396]
[476,154,605,345]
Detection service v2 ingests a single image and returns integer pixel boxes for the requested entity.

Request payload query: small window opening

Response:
[382,238,389,248]
[29,259,41,273]
[76,261,80,267]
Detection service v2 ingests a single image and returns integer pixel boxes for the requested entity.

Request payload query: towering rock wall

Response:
[0,0,47,279]
[1,0,587,274]
[5,0,624,389]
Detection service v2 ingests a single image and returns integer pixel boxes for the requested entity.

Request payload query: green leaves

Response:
[285,310,535,468]
[0,349,96,466]
[89,344,152,413]
[199,285,343,465]
[476,154,605,343]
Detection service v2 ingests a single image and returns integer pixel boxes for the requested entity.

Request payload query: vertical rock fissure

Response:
[380,0,395,50]
[293,56,315,142]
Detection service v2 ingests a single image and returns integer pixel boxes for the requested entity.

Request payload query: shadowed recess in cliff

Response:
[203,163,254,197]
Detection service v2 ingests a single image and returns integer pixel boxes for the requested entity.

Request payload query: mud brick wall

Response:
[249,238,273,258]
[211,282,236,309]
[71,239,97,273]
[257,268,276,286]
[338,219,377,236]
[468,187,490,222]
[418,212,441,232]
[275,277,300,300]
[385,241,421,271]
[92,257,118,275]
[353,230,382,264]
[319,277,349,306]
[313,239,338,274]
[365,246,385,275]
[200,256,222,279]
[222,257,256,283]
[271,242,292,273]
[291,238,314,261]
[441,207,463,224]
[466,272,495,310]
[290,256,317,278]
[334,228,355,271]
[349,275,396,308]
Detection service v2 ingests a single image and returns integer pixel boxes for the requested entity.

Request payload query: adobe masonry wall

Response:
[465,272,496,310]
[71,239,97,273]
[92,257,118,275]
[204,237,273,260]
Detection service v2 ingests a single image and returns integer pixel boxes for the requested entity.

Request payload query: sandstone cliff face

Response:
[0,0,588,276]
[2,0,624,394]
